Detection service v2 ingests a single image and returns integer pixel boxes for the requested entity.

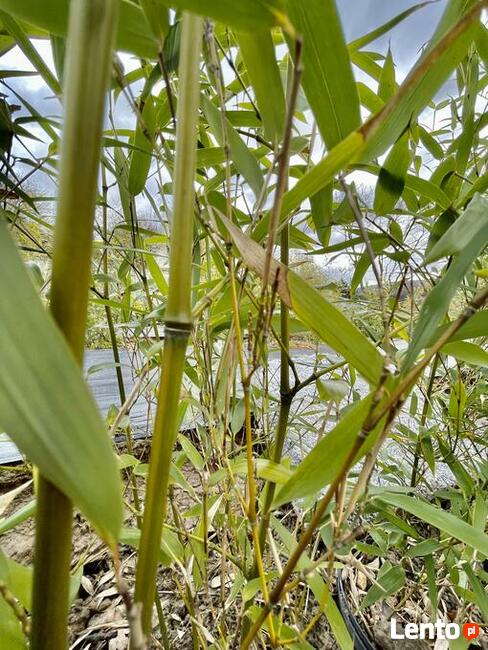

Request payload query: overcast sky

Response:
[1,0,454,199]
[6,1,450,95]
[338,0,447,67]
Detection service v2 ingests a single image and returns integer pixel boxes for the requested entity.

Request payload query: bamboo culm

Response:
[30,2,118,648]
[133,12,203,640]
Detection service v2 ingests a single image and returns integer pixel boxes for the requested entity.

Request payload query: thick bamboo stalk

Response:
[30,2,117,648]
[133,12,203,639]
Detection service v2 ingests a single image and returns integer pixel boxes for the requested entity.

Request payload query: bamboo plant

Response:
[0,0,488,648]
[132,12,203,639]
[30,2,118,648]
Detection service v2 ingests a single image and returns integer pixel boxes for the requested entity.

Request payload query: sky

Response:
[0,1,457,202]
[338,0,448,71]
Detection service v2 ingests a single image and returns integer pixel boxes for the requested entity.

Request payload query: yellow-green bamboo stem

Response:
[133,12,203,639]
[31,2,117,648]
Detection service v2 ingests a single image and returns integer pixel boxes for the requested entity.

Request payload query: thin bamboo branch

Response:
[262,40,303,290]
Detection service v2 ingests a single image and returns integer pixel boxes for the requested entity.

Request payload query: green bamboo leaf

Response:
[464,564,488,623]
[253,131,365,242]
[360,0,482,161]
[113,148,132,224]
[120,526,184,567]
[425,555,438,614]
[350,254,373,296]
[360,562,405,610]
[179,436,205,471]
[288,225,316,250]
[144,250,168,295]
[0,550,31,611]
[456,169,488,208]
[406,539,443,558]
[168,0,288,31]
[420,429,436,475]
[454,54,478,189]
[128,95,157,196]
[286,0,360,148]
[160,20,181,74]
[139,0,169,42]
[425,193,488,263]
[225,110,262,128]
[196,146,226,167]
[50,34,66,85]
[350,238,389,295]
[351,50,383,81]
[348,2,433,52]
[405,174,449,208]
[378,48,397,102]
[0,0,158,57]
[272,516,353,649]
[237,30,286,144]
[418,125,444,160]
[357,82,385,114]
[432,311,488,345]
[442,341,488,368]
[0,550,28,647]
[0,599,25,649]
[310,184,332,247]
[356,163,451,208]
[254,2,482,241]
[373,130,411,216]
[389,220,403,243]
[0,501,35,536]
[475,23,488,65]
[224,218,383,384]
[0,12,61,94]
[208,456,293,487]
[403,195,488,371]
[203,96,264,199]
[274,395,377,506]
[425,208,457,257]
[438,439,475,498]
[449,374,466,421]
[375,491,488,557]
[0,221,122,545]
[316,379,348,403]
[360,564,405,610]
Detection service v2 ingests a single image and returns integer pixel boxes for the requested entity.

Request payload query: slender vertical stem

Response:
[242,50,299,643]
[102,170,142,524]
[261,40,302,289]
[30,2,117,649]
[257,207,292,553]
[257,49,298,554]
[101,168,127,406]
[133,13,203,639]
[410,355,439,486]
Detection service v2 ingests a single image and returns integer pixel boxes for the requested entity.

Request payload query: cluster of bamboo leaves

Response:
[0,0,488,648]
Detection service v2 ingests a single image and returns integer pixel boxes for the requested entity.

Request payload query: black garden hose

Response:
[335,569,377,650]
